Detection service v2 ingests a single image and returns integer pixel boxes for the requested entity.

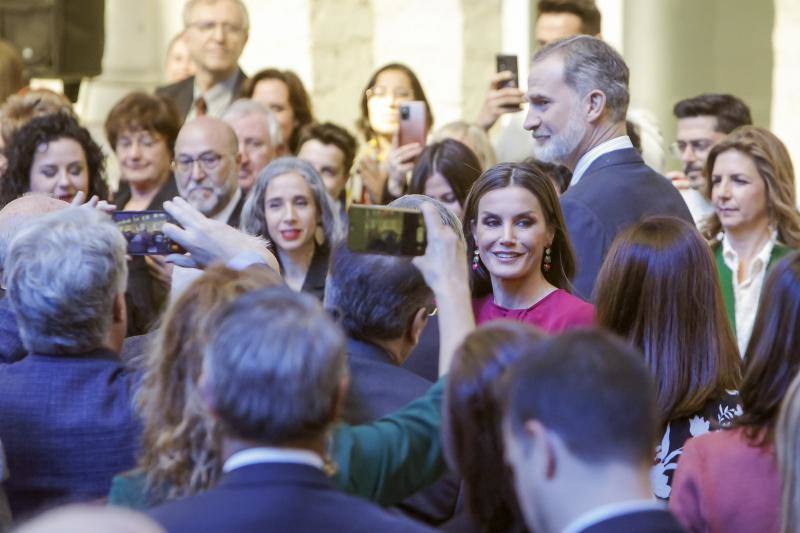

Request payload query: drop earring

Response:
[543,247,552,271]
[472,249,480,271]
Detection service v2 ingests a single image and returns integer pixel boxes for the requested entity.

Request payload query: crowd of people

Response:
[0,0,799,531]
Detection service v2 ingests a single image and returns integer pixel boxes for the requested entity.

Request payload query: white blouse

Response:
[721,233,776,356]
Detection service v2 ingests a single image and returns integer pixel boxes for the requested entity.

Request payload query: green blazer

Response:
[107,377,446,510]
[715,242,794,334]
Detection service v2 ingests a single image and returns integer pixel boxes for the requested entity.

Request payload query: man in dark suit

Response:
[156,0,249,122]
[0,195,70,364]
[324,241,460,526]
[170,116,248,298]
[0,208,140,518]
[503,329,684,533]
[324,245,435,425]
[525,35,692,299]
[149,286,432,533]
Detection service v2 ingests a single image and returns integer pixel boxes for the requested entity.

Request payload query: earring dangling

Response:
[472,249,480,271]
[543,247,552,272]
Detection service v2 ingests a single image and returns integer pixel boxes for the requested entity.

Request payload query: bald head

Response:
[0,194,69,272]
[15,504,165,533]
[174,116,241,218]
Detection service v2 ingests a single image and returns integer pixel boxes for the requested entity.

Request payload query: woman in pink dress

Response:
[463,162,593,332]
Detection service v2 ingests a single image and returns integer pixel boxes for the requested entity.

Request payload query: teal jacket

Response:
[108,377,446,509]
[714,242,794,334]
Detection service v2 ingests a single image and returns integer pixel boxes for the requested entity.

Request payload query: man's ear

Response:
[525,419,559,480]
[329,375,350,423]
[585,89,607,123]
[112,292,126,324]
[408,307,429,347]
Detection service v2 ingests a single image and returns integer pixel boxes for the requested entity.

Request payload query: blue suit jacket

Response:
[561,148,693,299]
[343,338,433,425]
[149,462,434,533]
[0,348,140,518]
[0,295,25,364]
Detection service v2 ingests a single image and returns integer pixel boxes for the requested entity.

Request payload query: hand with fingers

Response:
[161,197,279,272]
[476,71,526,131]
[412,203,475,375]
[357,156,388,204]
[70,191,117,214]
[386,136,424,199]
[144,255,173,289]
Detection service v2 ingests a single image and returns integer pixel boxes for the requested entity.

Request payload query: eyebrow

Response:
[480,210,536,217]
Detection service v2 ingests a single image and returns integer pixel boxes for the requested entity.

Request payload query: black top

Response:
[652,391,742,500]
[299,244,330,301]
[115,175,180,336]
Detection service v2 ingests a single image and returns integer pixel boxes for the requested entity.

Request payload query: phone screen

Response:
[112,211,184,255]
[347,205,427,256]
[496,54,519,89]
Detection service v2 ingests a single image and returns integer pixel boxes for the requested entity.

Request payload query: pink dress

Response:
[472,289,594,333]
[669,427,779,533]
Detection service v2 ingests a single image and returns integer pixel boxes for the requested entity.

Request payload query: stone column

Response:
[771,0,800,199]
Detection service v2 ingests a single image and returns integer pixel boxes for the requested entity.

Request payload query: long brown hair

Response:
[357,63,433,142]
[445,321,543,532]
[244,68,314,154]
[135,265,283,501]
[463,162,576,298]
[702,126,800,248]
[737,253,800,446]
[595,216,741,424]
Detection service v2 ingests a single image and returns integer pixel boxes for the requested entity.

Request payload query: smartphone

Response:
[112,211,184,255]
[398,101,427,147]
[496,54,519,89]
[347,205,427,256]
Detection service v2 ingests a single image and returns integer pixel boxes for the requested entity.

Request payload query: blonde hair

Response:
[135,265,282,501]
[777,371,800,533]
[432,120,497,169]
[0,89,74,146]
[702,126,800,248]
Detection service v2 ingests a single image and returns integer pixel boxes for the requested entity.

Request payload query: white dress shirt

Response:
[722,232,776,356]
[561,499,665,533]
[186,70,241,121]
[570,135,635,188]
[223,447,324,473]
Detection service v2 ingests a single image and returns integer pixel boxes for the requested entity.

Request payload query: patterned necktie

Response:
[195,95,208,116]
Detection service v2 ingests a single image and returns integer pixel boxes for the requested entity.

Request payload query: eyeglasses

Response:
[366,87,414,100]
[173,152,235,175]
[188,20,246,36]
[670,139,715,158]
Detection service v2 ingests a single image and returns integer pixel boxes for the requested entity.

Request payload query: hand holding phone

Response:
[113,211,185,256]
[347,205,427,256]
[398,101,427,147]
[495,54,519,89]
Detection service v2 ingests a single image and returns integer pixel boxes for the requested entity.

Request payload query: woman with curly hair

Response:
[0,112,108,207]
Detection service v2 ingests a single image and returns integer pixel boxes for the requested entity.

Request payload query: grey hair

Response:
[389,194,466,245]
[4,208,128,354]
[182,0,250,31]
[204,286,347,443]
[241,156,344,245]
[532,35,630,123]
[222,98,284,150]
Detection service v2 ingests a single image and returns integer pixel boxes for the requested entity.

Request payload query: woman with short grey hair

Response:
[241,156,342,299]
